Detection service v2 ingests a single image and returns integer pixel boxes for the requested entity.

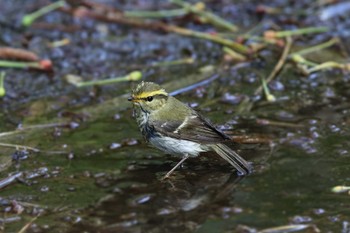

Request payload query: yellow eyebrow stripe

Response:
[134,89,168,99]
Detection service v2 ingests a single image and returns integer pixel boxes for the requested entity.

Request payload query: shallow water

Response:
[1,0,350,232]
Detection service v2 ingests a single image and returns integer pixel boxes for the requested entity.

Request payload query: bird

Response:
[128,81,251,179]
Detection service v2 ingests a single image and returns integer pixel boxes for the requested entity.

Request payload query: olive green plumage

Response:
[129,81,251,178]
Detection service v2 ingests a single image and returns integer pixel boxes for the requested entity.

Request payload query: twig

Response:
[0,47,39,61]
[236,37,292,114]
[31,22,81,32]
[0,60,52,71]
[169,73,220,96]
[151,58,194,67]
[264,26,328,39]
[290,54,318,66]
[256,118,305,128]
[0,216,22,224]
[170,0,238,32]
[0,72,5,97]
[259,224,320,233]
[261,77,276,102]
[290,38,338,57]
[223,46,247,62]
[255,36,293,95]
[0,60,42,69]
[124,8,187,18]
[307,61,350,73]
[0,143,40,152]
[17,215,40,233]
[230,135,271,144]
[22,0,66,26]
[67,71,142,87]
[331,185,350,193]
[166,25,249,54]
[48,38,71,47]
[289,38,348,74]
[0,172,23,190]
[18,122,69,130]
[14,201,43,208]
[0,123,68,138]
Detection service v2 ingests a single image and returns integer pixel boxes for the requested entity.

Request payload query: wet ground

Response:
[1,0,350,232]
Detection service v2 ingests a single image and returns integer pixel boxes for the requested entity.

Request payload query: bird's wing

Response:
[150,112,230,144]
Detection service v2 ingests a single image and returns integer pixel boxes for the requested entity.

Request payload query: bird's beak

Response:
[128,96,139,102]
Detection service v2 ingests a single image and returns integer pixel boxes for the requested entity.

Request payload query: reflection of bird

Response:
[128,81,251,178]
[172,172,244,212]
[93,168,245,233]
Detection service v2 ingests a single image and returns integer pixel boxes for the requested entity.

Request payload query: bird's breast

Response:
[134,107,158,141]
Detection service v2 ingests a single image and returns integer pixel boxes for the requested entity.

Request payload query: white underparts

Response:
[149,136,207,157]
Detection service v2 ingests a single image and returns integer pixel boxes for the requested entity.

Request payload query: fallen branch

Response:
[151,58,194,67]
[289,38,338,57]
[0,47,39,61]
[237,37,292,113]
[170,0,238,32]
[264,26,328,39]
[256,118,305,128]
[230,135,271,144]
[307,61,350,73]
[17,215,40,233]
[255,36,293,95]
[62,2,249,54]
[22,0,65,26]
[0,143,40,152]
[0,172,23,190]
[165,25,249,54]
[0,72,5,97]
[259,224,320,233]
[0,60,52,71]
[289,38,349,74]
[124,8,187,18]
[66,70,142,87]
[169,73,220,96]
[223,46,247,62]
[261,77,276,102]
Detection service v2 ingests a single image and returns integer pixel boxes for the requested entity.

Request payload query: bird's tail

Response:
[210,143,252,176]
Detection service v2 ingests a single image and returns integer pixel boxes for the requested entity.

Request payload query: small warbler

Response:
[128,81,251,178]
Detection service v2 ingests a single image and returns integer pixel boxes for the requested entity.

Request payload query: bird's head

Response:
[128,81,169,113]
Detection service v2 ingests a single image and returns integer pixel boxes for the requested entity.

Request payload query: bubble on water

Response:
[122,138,139,146]
[157,207,176,215]
[323,87,336,98]
[189,102,199,108]
[337,149,349,156]
[69,121,80,129]
[269,80,285,91]
[329,124,341,132]
[308,119,319,125]
[40,186,50,192]
[291,215,313,224]
[313,208,326,215]
[243,73,258,83]
[128,194,154,206]
[276,110,295,120]
[67,187,76,192]
[110,142,122,150]
[221,93,244,105]
[310,131,320,139]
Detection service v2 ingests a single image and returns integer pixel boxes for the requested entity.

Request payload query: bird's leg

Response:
[163,154,190,179]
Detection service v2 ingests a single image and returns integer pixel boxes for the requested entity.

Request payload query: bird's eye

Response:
[147,96,153,102]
